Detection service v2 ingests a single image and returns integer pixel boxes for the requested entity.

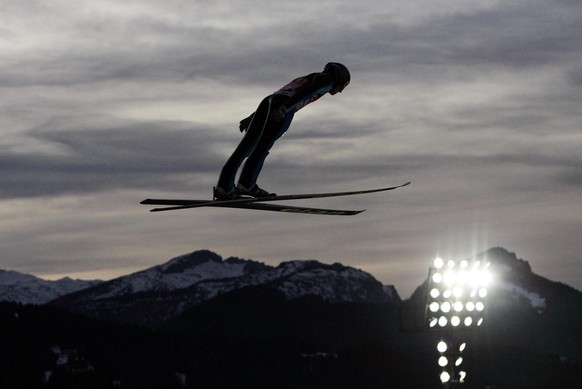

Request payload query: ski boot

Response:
[213,186,243,201]
[235,184,277,198]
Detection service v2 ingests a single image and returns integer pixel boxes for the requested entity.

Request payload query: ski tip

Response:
[149,207,178,212]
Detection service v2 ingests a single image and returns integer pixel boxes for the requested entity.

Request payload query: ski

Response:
[148,201,363,216]
[141,181,410,210]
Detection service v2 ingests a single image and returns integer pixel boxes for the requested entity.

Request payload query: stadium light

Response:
[436,336,468,387]
[440,371,451,384]
[426,257,491,330]
[426,256,492,387]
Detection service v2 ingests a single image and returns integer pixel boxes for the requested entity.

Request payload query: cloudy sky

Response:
[2,0,581,297]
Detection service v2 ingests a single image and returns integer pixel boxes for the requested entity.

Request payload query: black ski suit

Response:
[217,72,336,193]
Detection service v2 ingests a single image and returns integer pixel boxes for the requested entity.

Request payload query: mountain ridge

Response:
[48,250,398,327]
[0,269,100,305]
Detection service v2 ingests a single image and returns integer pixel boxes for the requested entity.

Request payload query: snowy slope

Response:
[193,259,395,304]
[55,250,270,303]
[55,251,395,304]
[0,269,100,305]
[141,258,396,314]
[51,250,399,326]
[477,247,549,311]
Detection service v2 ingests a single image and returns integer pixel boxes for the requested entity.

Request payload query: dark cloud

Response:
[0,118,226,198]
[331,1,582,82]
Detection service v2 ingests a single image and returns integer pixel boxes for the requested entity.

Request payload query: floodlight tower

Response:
[425,257,491,387]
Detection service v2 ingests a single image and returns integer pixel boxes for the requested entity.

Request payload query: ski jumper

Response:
[216,72,335,193]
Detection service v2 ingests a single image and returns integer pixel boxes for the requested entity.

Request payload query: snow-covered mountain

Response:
[3,247,581,388]
[476,247,548,310]
[0,269,100,305]
[10,246,580,359]
[52,250,399,326]
[54,250,269,302]
[468,247,580,316]
[478,248,582,355]
[409,247,578,309]
[408,247,582,357]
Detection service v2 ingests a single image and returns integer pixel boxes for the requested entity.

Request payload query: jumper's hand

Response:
[239,113,255,132]
[269,106,287,122]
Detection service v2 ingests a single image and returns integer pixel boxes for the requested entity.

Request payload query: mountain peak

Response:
[478,247,532,275]
[159,250,222,273]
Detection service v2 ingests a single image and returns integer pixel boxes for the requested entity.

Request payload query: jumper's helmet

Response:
[323,62,350,90]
